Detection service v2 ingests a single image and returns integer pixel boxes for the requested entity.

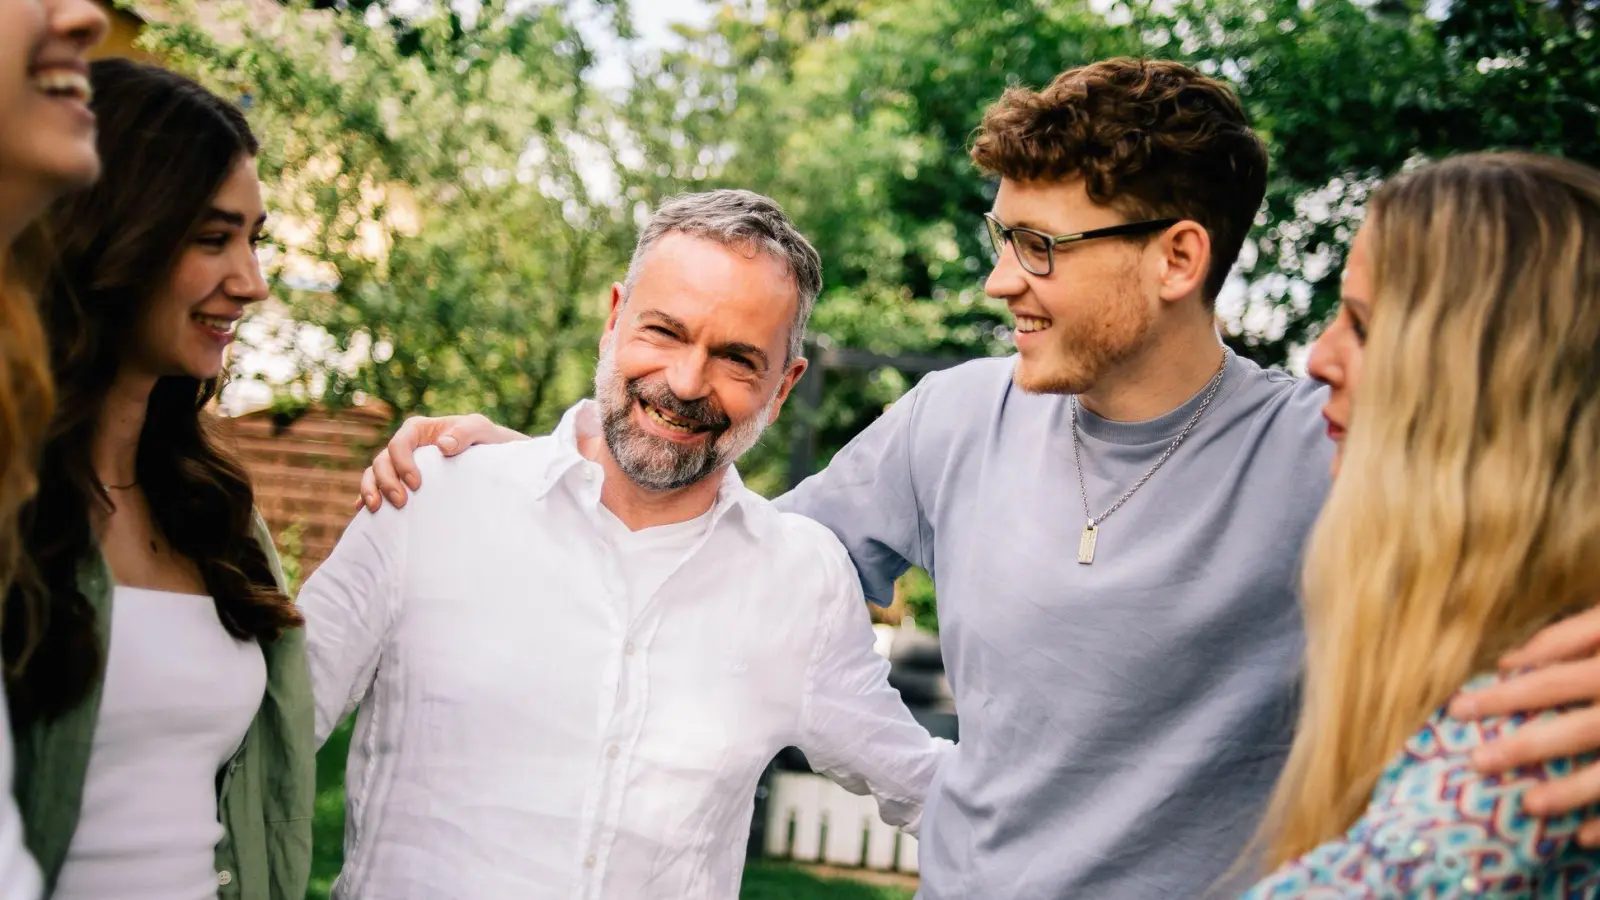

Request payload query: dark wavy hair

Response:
[3,58,303,726]
[970,57,1269,303]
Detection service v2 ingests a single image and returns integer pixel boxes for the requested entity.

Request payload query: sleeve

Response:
[250,510,290,594]
[1240,714,1600,898]
[774,377,934,608]
[296,503,406,747]
[795,537,952,835]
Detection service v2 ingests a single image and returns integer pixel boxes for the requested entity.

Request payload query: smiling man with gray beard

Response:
[295,190,949,900]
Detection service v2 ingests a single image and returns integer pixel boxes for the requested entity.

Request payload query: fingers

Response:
[1451,656,1600,721]
[355,413,511,513]
[1469,703,1600,774]
[1518,743,1600,818]
[436,413,497,456]
[356,466,381,513]
[1501,605,1600,671]
[386,417,436,491]
[371,449,409,509]
[1580,818,1600,848]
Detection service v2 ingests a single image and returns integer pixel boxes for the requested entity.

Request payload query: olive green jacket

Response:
[12,514,315,899]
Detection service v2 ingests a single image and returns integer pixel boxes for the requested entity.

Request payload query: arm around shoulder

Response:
[776,376,938,609]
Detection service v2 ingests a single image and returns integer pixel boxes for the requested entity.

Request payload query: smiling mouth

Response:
[31,70,92,104]
[639,398,708,435]
[1014,314,1053,334]
[192,313,238,335]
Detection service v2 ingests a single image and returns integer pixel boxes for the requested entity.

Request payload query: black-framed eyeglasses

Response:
[984,213,1180,277]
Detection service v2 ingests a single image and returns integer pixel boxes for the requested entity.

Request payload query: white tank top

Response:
[52,587,266,900]
[0,692,41,900]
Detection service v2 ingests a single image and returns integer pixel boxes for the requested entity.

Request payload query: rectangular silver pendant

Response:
[1078,523,1098,565]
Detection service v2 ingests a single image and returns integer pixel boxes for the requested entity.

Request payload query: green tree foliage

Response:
[147,0,637,435]
[618,0,1595,621]
[146,0,1597,479]
[1155,0,1600,364]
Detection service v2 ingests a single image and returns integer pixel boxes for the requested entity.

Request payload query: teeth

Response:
[1014,315,1052,334]
[643,402,695,433]
[193,314,236,333]
[32,70,91,102]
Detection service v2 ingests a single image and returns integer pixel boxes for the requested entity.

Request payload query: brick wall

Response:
[222,403,393,579]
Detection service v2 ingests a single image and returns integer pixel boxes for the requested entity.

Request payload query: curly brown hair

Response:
[971,57,1268,303]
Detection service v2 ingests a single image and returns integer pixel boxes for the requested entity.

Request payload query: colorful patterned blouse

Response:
[1242,674,1600,899]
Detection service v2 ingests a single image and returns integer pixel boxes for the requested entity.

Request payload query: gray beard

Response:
[593,338,778,491]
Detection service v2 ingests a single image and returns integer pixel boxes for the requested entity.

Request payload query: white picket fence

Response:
[761,770,919,873]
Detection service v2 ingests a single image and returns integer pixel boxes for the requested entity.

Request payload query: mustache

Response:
[626,377,730,431]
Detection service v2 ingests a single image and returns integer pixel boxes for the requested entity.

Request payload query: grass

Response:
[307,720,352,900]
[307,721,914,900]
[740,861,915,899]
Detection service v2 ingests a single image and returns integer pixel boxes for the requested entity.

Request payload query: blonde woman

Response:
[1244,152,1600,896]
[0,2,107,899]
[0,0,104,593]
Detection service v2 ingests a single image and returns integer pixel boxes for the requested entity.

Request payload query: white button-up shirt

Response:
[300,401,949,900]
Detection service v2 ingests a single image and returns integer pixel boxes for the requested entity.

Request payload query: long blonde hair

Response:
[1262,152,1600,867]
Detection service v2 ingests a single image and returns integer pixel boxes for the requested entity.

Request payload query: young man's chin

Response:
[1012,356,1089,397]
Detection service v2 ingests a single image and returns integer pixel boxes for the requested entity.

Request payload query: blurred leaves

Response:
[147,0,1599,486]
[149,0,635,436]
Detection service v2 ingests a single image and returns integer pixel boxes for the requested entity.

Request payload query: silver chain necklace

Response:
[1072,350,1229,565]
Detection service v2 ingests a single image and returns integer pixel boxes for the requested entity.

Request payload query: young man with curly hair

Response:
[783,58,1327,897]
[354,58,1600,896]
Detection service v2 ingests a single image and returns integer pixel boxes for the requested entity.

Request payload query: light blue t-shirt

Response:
[778,352,1332,899]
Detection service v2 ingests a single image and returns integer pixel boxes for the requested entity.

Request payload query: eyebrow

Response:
[1341,295,1371,317]
[991,212,1057,233]
[203,208,268,230]
[640,309,772,372]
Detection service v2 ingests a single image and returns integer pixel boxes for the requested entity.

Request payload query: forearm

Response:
[298,509,398,745]
[798,567,952,832]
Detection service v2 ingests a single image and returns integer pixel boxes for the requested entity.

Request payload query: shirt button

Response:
[607,744,620,759]
[584,855,597,868]
[582,467,594,482]
[217,870,234,886]
[624,641,635,656]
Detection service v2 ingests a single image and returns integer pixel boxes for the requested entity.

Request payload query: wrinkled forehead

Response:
[626,233,798,352]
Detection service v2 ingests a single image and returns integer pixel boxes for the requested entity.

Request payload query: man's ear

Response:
[765,356,810,425]
[1157,221,1211,304]
[602,283,625,346]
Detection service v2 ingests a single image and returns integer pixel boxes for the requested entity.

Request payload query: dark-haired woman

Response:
[4,59,313,900]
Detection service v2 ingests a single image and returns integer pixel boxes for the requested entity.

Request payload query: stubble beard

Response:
[1013,275,1156,398]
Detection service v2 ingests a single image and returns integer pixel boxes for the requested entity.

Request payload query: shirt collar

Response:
[531,400,768,538]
